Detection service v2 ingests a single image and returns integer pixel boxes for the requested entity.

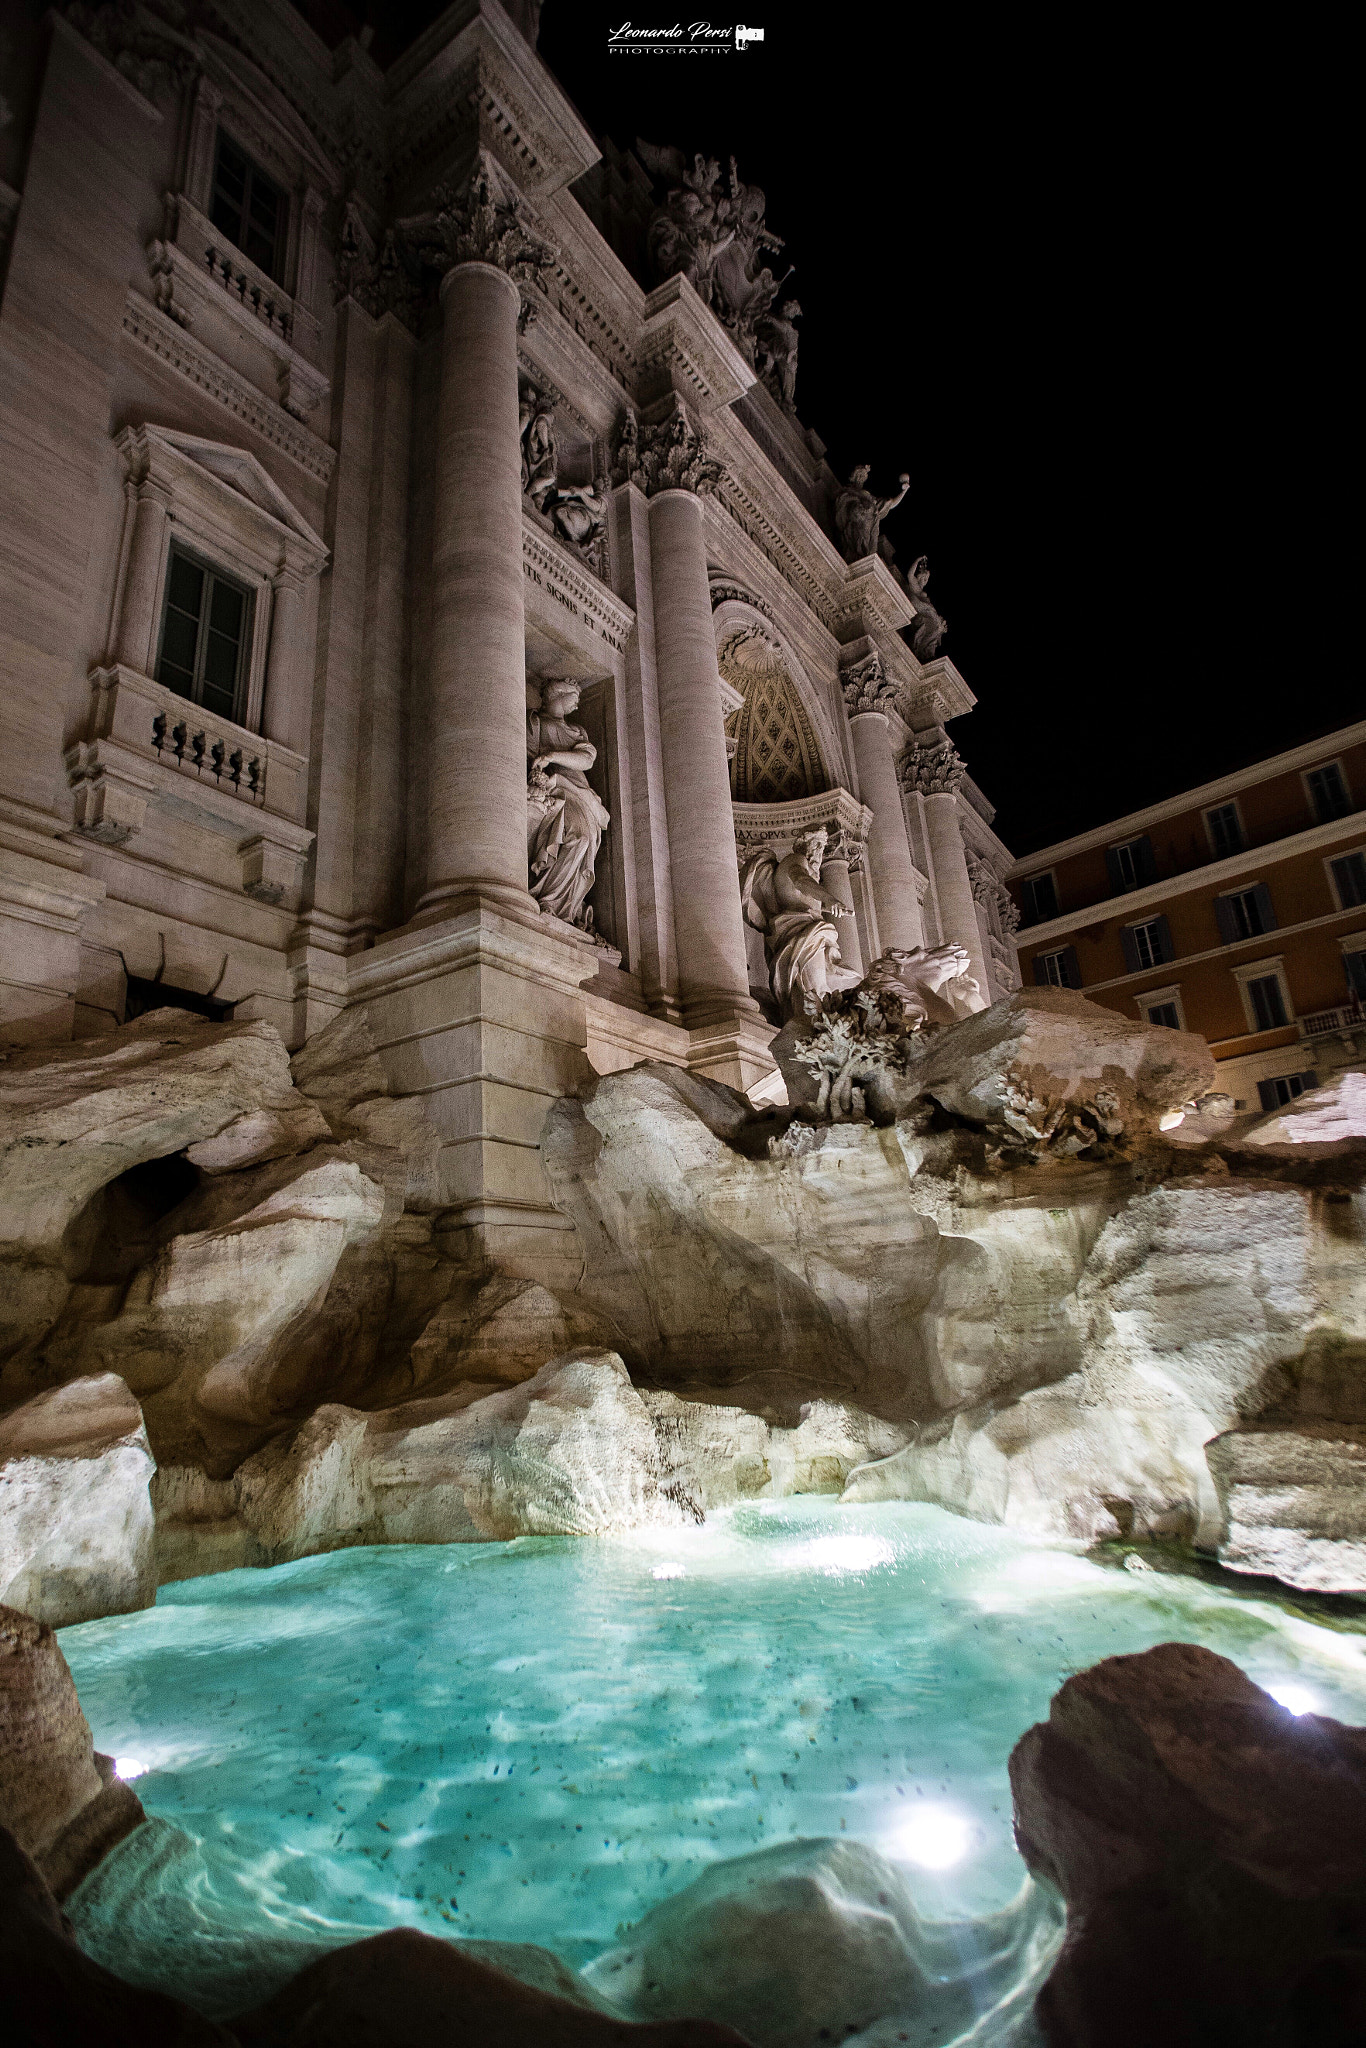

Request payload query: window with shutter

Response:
[1331,851,1366,909]
[1145,1001,1181,1030]
[1247,973,1288,1031]
[1034,947,1079,989]
[1125,917,1172,971]
[1345,950,1366,1001]
[1257,1073,1317,1111]
[1106,836,1155,892]
[1205,803,1243,858]
[1307,763,1352,824]
[1022,872,1058,924]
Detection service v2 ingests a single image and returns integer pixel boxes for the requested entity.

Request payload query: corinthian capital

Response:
[400,152,557,288]
[900,732,966,797]
[839,653,897,718]
[611,396,725,498]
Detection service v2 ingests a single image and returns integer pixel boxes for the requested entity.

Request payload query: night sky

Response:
[297,3,1352,856]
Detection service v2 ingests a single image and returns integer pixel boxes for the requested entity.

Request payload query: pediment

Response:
[148,428,328,562]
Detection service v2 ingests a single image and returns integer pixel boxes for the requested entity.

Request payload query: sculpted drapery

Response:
[526,678,610,929]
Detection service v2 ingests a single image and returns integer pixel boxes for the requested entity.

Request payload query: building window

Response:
[211,132,288,280]
[1121,914,1174,973]
[1214,882,1276,944]
[1257,1072,1316,1112]
[1246,972,1288,1031]
[1021,872,1058,924]
[1106,834,1156,893]
[1345,949,1366,1001]
[1034,946,1080,989]
[1306,762,1352,824]
[1204,802,1244,858]
[1330,850,1366,909]
[156,548,252,723]
[1145,1001,1181,1030]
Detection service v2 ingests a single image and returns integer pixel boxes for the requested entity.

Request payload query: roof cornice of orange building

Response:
[1015,808,1366,948]
[1010,720,1366,879]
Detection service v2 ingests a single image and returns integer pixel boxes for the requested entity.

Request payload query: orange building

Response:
[1009,723,1366,1110]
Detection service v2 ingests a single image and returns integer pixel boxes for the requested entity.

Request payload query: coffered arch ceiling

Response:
[720,623,831,804]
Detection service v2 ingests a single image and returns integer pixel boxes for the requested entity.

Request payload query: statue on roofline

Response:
[834,464,910,564]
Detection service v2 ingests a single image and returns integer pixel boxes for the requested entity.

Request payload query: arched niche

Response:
[714,601,835,805]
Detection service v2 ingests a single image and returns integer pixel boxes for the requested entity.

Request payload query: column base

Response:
[346,903,599,1288]
[412,876,539,926]
[684,1004,778,1096]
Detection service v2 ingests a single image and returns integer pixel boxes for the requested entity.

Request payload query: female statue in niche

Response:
[526,677,610,930]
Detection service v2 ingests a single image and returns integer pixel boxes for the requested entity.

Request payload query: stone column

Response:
[264,565,310,753]
[902,729,991,998]
[843,657,926,955]
[820,832,864,978]
[113,477,172,674]
[418,259,534,922]
[647,487,755,1026]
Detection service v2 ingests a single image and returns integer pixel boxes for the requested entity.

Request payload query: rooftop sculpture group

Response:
[636,142,801,410]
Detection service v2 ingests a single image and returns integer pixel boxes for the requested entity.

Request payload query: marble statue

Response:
[862,944,983,1030]
[905,555,948,660]
[520,387,557,511]
[637,144,788,364]
[834,465,910,564]
[550,474,610,562]
[526,677,610,929]
[756,297,801,411]
[740,827,861,1020]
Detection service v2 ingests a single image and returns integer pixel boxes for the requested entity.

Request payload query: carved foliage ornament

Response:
[966,846,1021,934]
[900,732,966,798]
[840,653,898,719]
[64,0,199,99]
[403,155,557,286]
[611,399,724,499]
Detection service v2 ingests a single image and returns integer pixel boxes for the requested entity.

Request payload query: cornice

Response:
[121,293,336,485]
[1014,810,1366,944]
[1011,721,1366,877]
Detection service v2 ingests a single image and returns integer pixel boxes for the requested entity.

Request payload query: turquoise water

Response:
[59,1501,1366,2024]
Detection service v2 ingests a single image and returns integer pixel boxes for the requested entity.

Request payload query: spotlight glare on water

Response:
[651,1563,686,1580]
[1265,1681,1320,1718]
[114,1757,147,1781]
[786,1535,895,1576]
[889,1802,973,1870]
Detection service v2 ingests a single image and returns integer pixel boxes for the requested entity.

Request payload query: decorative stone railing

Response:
[67,666,313,909]
[150,710,266,804]
[1298,1001,1366,1040]
[200,242,293,342]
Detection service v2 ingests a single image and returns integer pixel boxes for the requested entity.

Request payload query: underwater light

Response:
[114,1757,147,1780]
[791,1535,895,1575]
[652,1563,686,1580]
[1265,1682,1321,1718]
[891,1802,973,1870]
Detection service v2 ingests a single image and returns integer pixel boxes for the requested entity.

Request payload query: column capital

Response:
[899,731,966,798]
[613,396,726,499]
[839,651,898,718]
[401,152,558,292]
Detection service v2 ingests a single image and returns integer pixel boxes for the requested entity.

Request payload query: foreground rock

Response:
[0,1604,145,1898]
[1010,1642,1366,2045]
[232,1928,752,2046]
[0,1825,234,2047]
[0,1373,156,1624]
[585,1837,1060,2048]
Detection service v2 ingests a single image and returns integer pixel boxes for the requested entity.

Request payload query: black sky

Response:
[300,3,1352,855]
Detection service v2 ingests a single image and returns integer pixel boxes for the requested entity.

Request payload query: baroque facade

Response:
[0,0,1018,1277]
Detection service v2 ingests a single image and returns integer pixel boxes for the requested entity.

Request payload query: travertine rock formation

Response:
[584,1837,1060,2048]
[0,1373,156,1625]
[1,997,1364,1611]
[1010,1643,1366,2045]
[231,1927,751,2047]
[0,1603,145,1898]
